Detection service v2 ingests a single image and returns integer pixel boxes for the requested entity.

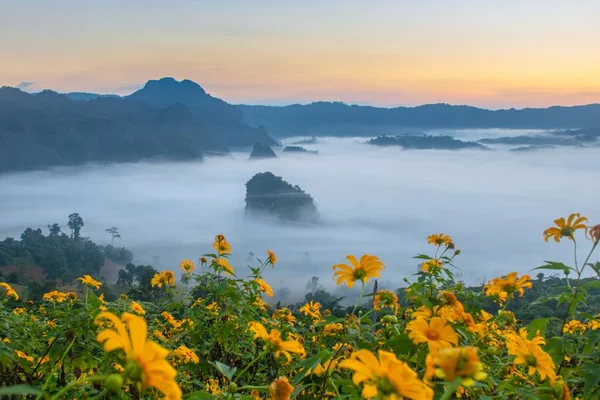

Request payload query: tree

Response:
[67,213,84,239]
[48,223,62,237]
[306,276,324,293]
[105,226,121,246]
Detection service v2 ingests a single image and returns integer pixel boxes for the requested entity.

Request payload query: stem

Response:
[49,376,105,400]
[351,282,366,316]
[235,351,267,383]
[439,380,461,400]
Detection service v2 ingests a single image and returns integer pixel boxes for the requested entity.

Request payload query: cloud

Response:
[16,81,34,91]
[0,133,598,303]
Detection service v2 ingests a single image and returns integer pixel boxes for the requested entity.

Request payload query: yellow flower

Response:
[269,377,294,400]
[66,292,78,303]
[47,320,57,329]
[506,329,556,381]
[563,319,586,334]
[255,278,274,297]
[311,357,341,376]
[427,233,453,247]
[15,350,34,362]
[332,254,384,288]
[12,307,26,315]
[411,305,457,322]
[130,301,146,315]
[272,308,296,325]
[77,274,102,290]
[253,297,269,312]
[151,271,176,288]
[38,355,50,365]
[588,319,600,330]
[98,293,106,304]
[179,259,195,273]
[120,293,129,301]
[206,301,220,316]
[213,234,231,255]
[2,337,10,343]
[43,290,67,303]
[373,290,399,312]
[0,282,19,300]
[248,322,305,362]
[340,349,433,400]
[95,312,181,399]
[421,258,444,273]
[543,213,588,242]
[153,330,167,341]
[172,345,199,364]
[484,272,532,303]
[267,249,278,265]
[424,347,487,387]
[299,300,322,320]
[323,323,344,336]
[406,317,459,352]
[199,256,207,265]
[206,377,222,395]
[214,257,235,276]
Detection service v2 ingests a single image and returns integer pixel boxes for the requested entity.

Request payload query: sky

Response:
[1,133,599,301]
[1,0,599,108]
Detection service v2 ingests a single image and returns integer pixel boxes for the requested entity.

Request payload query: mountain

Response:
[368,135,487,150]
[239,102,600,137]
[0,78,275,174]
[66,92,119,101]
[249,143,277,159]
[245,172,320,223]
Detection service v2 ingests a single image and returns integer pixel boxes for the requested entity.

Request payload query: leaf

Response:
[0,385,41,396]
[413,254,433,260]
[530,295,559,306]
[526,318,549,338]
[581,279,600,290]
[583,364,600,397]
[531,261,574,272]
[211,361,237,382]
[545,336,565,366]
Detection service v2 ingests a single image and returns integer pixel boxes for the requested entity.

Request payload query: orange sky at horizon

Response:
[1,0,599,109]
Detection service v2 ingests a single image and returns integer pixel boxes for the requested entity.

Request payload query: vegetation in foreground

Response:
[0,214,599,399]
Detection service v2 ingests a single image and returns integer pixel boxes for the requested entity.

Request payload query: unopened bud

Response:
[228,382,238,393]
[104,374,124,392]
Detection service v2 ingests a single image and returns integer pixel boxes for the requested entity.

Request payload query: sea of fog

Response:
[1,130,599,302]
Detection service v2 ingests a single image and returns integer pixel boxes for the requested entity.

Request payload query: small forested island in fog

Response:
[281,145,318,154]
[479,127,600,147]
[245,172,320,223]
[367,135,487,150]
[249,143,277,159]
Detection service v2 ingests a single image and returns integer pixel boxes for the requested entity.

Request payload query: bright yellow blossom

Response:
[506,328,556,381]
[406,317,459,352]
[484,272,532,303]
[255,278,274,297]
[213,234,231,254]
[179,258,195,273]
[299,300,322,320]
[172,345,199,364]
[269,377,294,400]
[543,213,588,242]
[340,349,433,399]
[332,254,384,288]
[424,346,487,387]
[77,274,102,290]
[130,301,146,315]
[248,321,305,362]
[0,282,19,300]
[95,312,181,399]
[267,249,277,265]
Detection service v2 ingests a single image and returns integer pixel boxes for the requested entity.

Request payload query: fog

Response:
[1,131,599,301]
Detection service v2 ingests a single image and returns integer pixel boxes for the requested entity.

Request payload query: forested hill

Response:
[0,78,275,174]
[239,102,600,137]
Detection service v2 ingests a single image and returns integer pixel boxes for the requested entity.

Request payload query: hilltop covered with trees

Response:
[245,172,320,223]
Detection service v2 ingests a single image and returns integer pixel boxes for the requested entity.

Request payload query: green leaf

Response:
[531,261,574,272]
[413,254,433,260]
[0,385,41,396]
[583,364,600,397]
[545,336,565,366]
[211,361,237,382]
[581,279,600,290]
[530,295,559,306]
[526,318,549,338]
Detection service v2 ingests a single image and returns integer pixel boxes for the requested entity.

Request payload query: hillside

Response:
[0,78,275,174]
[239,102,600,137]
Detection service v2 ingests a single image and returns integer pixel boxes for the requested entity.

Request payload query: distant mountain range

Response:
[2,76,600,173]
[239,102,600,137]
[0,78,274,173]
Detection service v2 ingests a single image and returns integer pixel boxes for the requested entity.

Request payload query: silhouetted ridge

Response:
[249,143,277,159]
[367,135,487,150]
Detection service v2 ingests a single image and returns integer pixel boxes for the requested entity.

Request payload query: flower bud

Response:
[104,374,124,392]
[228,382,238,393]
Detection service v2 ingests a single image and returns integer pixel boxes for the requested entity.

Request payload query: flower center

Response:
[376,377,397,397]
[424,328,440,340]
[525,355,538,367]
[353,269,367,281]
[560,227,574,237]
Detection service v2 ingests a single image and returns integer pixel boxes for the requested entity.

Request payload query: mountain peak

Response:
[128,77,211,108]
